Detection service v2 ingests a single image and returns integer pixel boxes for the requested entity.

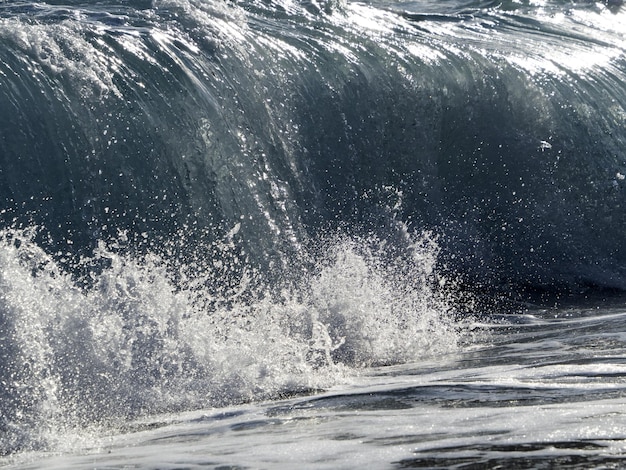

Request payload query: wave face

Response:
[0,0,625,288]
[0,0,625,456]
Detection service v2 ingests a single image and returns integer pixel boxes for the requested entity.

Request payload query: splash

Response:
[0,225,461,456]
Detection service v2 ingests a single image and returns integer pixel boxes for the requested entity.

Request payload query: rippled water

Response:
[3,302,626,469]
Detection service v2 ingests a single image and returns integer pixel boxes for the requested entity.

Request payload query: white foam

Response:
[0,226,461,455]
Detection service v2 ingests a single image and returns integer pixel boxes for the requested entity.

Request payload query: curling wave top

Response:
[0,0,625,291]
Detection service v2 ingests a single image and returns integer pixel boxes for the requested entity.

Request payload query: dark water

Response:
[1,0,625,289]
[1,0,626,461]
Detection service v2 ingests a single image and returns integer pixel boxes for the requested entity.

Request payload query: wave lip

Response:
[0,0,626,292]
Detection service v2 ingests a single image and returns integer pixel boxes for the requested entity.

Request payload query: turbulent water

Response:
[1,0,626,467]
